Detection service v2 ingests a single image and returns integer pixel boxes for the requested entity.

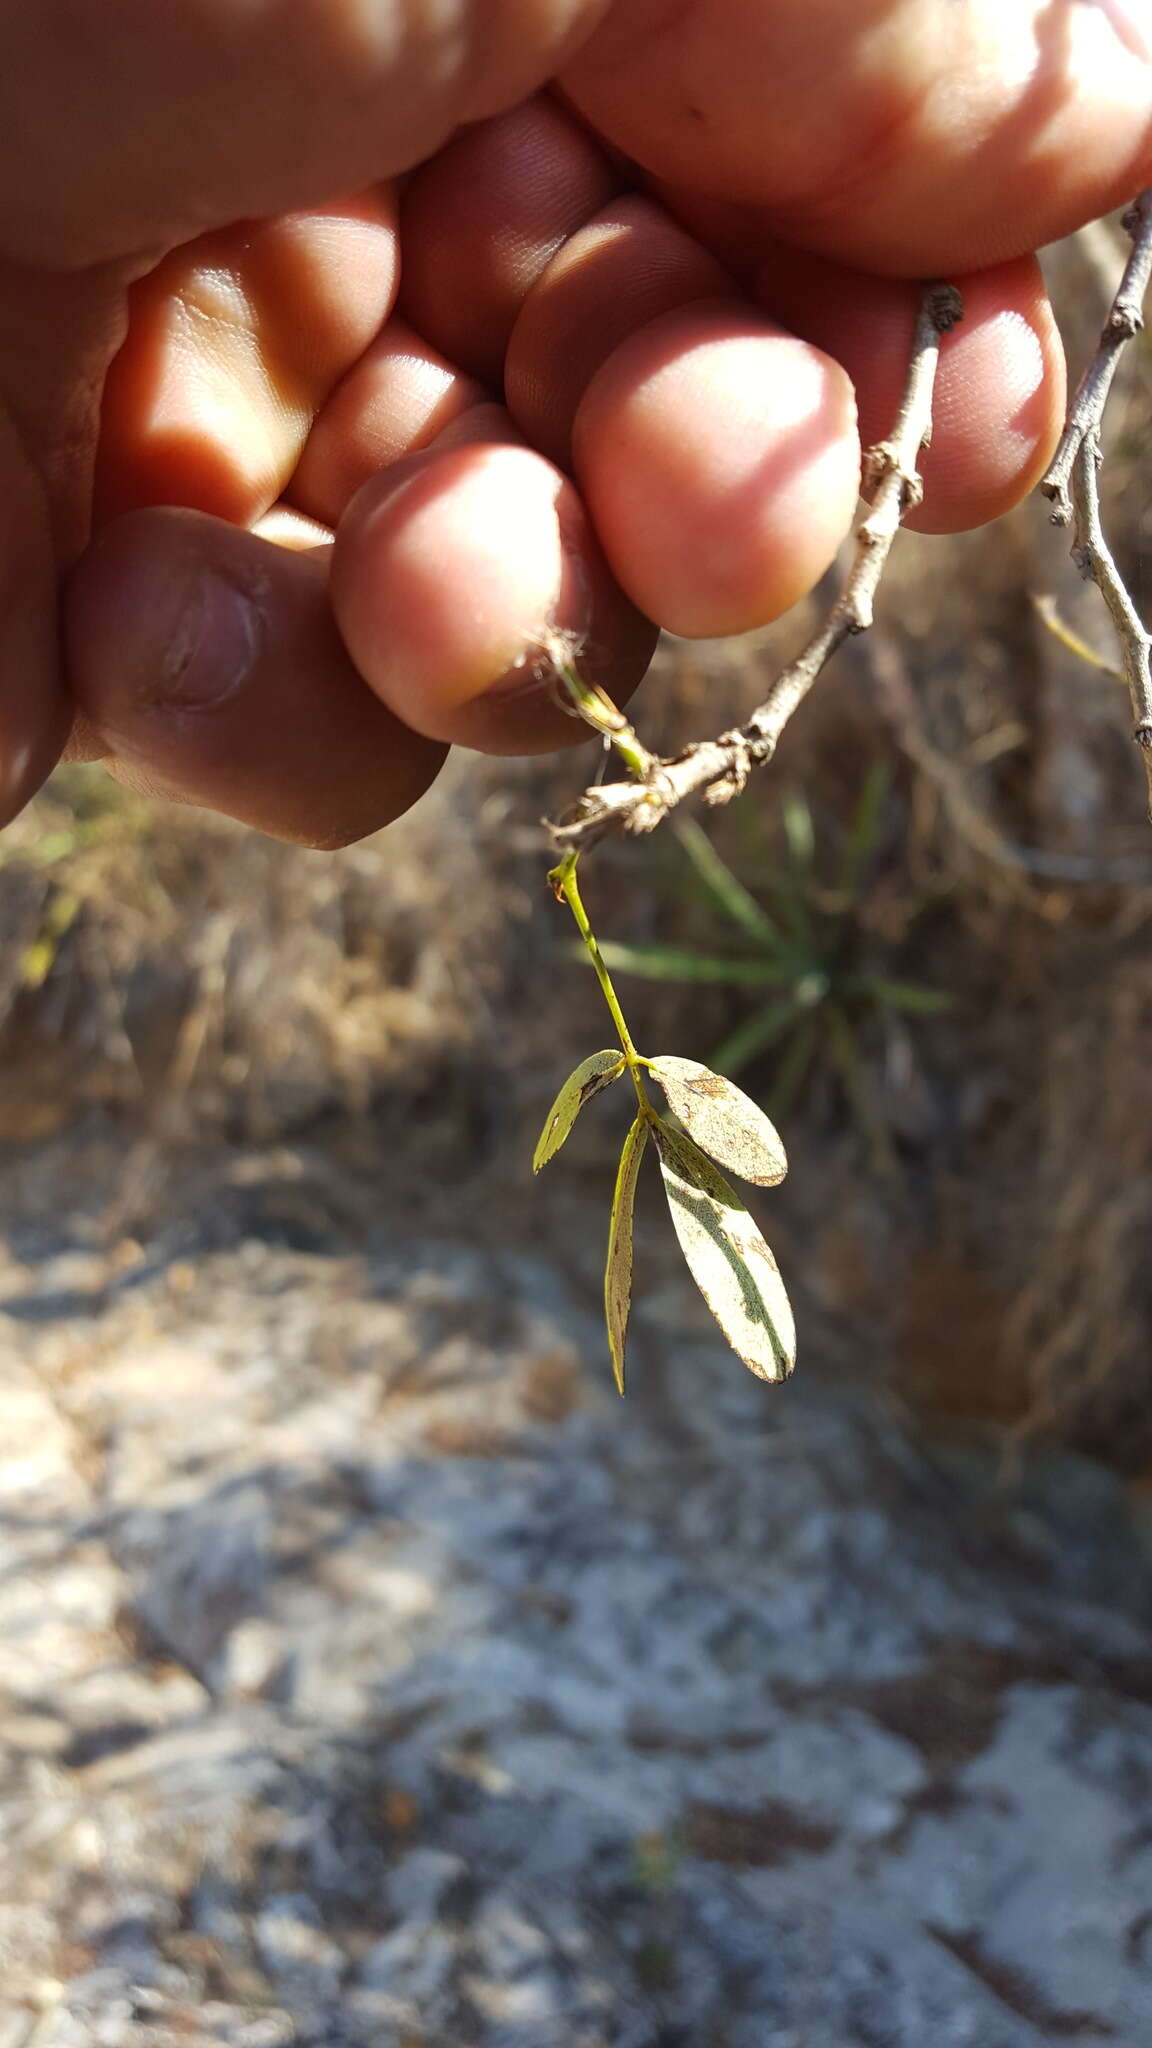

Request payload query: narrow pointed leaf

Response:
[847,974,953,1015]
[605,1113,648,1394]
[768,1015,819,1121]
[781,790,816,872]
[648,1056,787,1187]
[593,940,792,986]
[824,1005,895,1174]
[705,995,803,1081]
[837,759,891,903]
[653,1119,795,1382]
[533,1050,626,1172]
[673,815,781,944]
[709,998,804,1081]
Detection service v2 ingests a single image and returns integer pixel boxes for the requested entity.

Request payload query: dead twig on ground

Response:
[866,631,1152,889]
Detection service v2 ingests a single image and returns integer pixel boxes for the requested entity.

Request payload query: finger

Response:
[750,246,1065,533]
[65,508,446,848]
[391,94,1065,559]
[0,408,70,823]
[572,300,859,638]
[0,1,610,267]
[564,0,1152,274]
[288,319,488,529]
[397,90,624,383]
[329,440,658,751]
[96,193,400,528]
[503,194,733,465]
[398,113,863,631]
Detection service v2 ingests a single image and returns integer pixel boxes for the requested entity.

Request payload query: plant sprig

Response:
[536,849,795,1393]
[532,199,1152,1398]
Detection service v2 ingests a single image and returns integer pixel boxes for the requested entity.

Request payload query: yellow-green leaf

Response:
[647,1056,787,1187]
[533,1050,627,1172]
[605,1113,648,1395]
[653,1119,795,1382]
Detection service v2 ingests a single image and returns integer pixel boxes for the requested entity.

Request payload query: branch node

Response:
[927,282,965,333]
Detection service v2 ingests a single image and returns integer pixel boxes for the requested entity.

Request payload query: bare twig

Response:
[1042,190,1152,521]
[1040,190,1152,814]
[549,282,963,851]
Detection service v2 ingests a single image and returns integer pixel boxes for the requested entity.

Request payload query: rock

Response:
[384,1847,469,1923]
[357,1921,457,2011]
[255,1895,345,1994]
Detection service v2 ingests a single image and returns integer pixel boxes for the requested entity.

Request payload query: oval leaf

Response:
[653,1119,795,1382]
[648,1056,787,1186]
[533,1050,626,1172]
[605,1114,648,1395]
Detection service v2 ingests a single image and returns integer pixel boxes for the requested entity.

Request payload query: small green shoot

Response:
[535,849,796,1393]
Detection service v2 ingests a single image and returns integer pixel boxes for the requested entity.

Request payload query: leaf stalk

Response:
[549,851,651,1112]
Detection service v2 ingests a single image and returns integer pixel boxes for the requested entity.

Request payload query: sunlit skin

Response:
[0,1,1148,845]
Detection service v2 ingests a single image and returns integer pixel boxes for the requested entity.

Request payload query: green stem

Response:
[551,851,652,1111]
[554,659,655,781]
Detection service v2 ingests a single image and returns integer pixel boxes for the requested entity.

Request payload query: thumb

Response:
[0,408,70,825]
[0,0,613,267]
[564,0,1152,274]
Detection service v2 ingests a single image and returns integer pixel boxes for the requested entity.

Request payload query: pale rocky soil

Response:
[1,1138,1150,2048]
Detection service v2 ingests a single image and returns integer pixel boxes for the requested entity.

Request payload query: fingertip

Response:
[907,266,1066,534]
[572,301,860,637]
[754,246,1066,533]
[330,440,656,752]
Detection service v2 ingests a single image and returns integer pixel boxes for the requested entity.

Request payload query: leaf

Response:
[709,998,805,1081]
[593,940,791,987]
[823,1004,895,1175]
[605,1113,649,1394]
[767,1014,819,1120]
[648,1056,787,1187]
[673,815,781,945]
[781,790,816,873]
[849,974,953,1015]
[653,1119,795,1382]
[20,889,80,991]
[837,758,891,903]
[533,1050,626,1171]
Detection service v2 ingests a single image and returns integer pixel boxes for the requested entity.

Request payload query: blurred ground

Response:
[2,1144,1151,2047]
[1,229,1151,2043]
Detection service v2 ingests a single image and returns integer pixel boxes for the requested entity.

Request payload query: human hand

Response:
[1,0,1148,844]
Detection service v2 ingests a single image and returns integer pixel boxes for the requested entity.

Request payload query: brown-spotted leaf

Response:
[605,1113,648,1395]
[648,1056,787,1186]
[653,1118,795,1382]
[533,1051,627,1172]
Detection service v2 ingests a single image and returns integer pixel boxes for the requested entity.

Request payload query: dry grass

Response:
[0,755,535,1145]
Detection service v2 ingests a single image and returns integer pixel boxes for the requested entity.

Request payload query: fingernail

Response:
[152,561,262,710]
